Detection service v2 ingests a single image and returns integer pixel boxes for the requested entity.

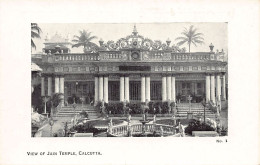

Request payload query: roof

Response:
[31,62,42,72]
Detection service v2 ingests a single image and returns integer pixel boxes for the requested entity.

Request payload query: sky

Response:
[32,23,227,54]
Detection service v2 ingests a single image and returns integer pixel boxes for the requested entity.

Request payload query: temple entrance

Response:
[65,81,94,104]
[176,81,205,103]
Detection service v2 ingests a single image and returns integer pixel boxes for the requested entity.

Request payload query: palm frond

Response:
[175,37,188,41]
[176,40,188,46]
[72,43,84,48]
[31,39,36,49]
[31,31,41,38]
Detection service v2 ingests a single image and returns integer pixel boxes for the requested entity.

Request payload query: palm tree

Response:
[31,23,42,50]
[175,25,204,53]
[72,30,98,52]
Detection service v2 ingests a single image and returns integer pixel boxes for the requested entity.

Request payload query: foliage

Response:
[175,25,204,52]
[104,101,177,115]
[31,84,44,113]
[185,120,216,135]
[72,30,98,52]
[31,23,42,50]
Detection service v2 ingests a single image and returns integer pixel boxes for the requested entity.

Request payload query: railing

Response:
[42,52,224,63]
[108,123,176,137]
[171,53,211,61]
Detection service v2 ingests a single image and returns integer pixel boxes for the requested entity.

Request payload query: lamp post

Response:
[42,96,50,118]
[187,95,193,119]
[202,99,206,123]
[72,98,77,126]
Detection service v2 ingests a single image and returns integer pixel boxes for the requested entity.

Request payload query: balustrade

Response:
[109,123,176,136]
[45,52,218,63]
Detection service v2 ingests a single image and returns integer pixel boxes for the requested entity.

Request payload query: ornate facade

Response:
[38,26,227,106]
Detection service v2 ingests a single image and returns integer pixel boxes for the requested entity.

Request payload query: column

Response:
[141,76,146,102]
[94,77,99,103]
[41,77,45,96]
[59,77,64,94]
[145,76,150,102]
[104,76,108,103]
[171,76,176,102]
[125,76,129,102]
[99,76,103,101]
[162,76,167,102]
[166,75,172,101]
[222,74,226,100]
[205,75,210,103]
[210,74,215,104]
[216,74,221,101]
[47,77,52,96]
[59,77,64,106]
[55,76,60,93]
[120,76,125,102]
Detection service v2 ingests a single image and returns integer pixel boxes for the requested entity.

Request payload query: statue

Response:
[178,122,185,137]
[160,126,163,137]
[153,115,156,123]
[128,114,131,122]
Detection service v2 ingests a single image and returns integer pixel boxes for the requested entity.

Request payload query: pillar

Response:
[171,76,176,102]
[94,77,99,103]
[55,77,60,93]
[145,76,150,102]
[162,76,167,102]
[205,75,210,103]
[47,77,52,96]
[141,76,146,102]
[166,75,172,101]
[216,74,221,101]
[222,74,226,100]
[120,76,125,102]
[59,77,64,106]
[210,74,215,104]
[41,77,45,96]
[59,77,64,94]
[99,76,103,101]
[104,76,108,103]
[125,76,129,102]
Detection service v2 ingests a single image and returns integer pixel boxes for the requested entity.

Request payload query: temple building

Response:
[36,26,227,107]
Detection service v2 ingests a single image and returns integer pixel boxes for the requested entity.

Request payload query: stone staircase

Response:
[53,104,100,119]
[176,103,216,119]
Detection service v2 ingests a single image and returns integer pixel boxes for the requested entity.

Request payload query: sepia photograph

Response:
[31,23,228,138]
[1,0,259,164]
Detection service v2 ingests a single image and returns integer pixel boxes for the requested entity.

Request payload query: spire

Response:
[132,24,138,36]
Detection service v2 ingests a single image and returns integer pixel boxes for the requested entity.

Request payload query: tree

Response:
[72,30,98,52]
[175,25,204,53]
[31,23,42,50]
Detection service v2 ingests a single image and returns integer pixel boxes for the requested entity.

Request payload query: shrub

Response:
[185,120,215,135]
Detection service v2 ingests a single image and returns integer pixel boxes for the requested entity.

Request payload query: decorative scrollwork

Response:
[152,40,162,50]
[107,40,119,50]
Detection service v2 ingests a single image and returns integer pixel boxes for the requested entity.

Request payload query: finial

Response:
[132,24,138,36]
[209,43,214,52]
[99,38,104,46]
[166,38,171,46]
